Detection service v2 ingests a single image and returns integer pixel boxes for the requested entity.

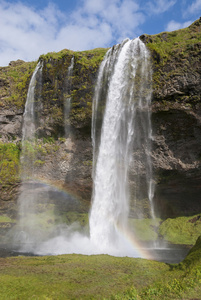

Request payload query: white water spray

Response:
[90,38,154,251]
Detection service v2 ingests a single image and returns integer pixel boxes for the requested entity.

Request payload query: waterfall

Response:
[64,56,74,137]
[12,39,155,258]
[90,38,154,250]
[21,61,43,179]
[16,61,43,248]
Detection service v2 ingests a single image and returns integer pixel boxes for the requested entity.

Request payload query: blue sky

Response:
[0,0,200,66]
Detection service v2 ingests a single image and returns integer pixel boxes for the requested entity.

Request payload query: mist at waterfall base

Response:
[9,38,187,262]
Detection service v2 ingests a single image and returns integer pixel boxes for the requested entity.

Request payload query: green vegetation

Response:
[60,211,89,227]
[129,214,201,245]
[40,47,107,70]
[159,214,201,245]
[38,47,108,134]
[39,49,74,61]
[129,218,161,241]
[0,253,170,299]
[0,236,200,299]
[0,215,14,223]
[145,18,201,101]
[0,61,36,108]
[0,142,20,186]
[75,48,108,70]
[146,18,201,64]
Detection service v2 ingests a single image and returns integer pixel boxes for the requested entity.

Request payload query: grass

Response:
[159,214,201,245]
[0,209,201,299]
[40,47,107,70]
[146,19,201,64]
[0,236,201,299]
[129,218,161,241]
[0,254,169,299]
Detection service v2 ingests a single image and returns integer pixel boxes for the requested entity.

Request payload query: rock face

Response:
[0,19,201,219]
[0,48,107,217]
[147,18,201,218]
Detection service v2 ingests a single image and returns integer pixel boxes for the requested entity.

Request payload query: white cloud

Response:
[71,0,144,42]
[0,0,146,66]
[165,20,192,31]
[186,0,201,15]
[147,0,176,14]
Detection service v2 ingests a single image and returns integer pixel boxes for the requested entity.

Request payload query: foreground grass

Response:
[0,237,201,299]
[0,254,168,299]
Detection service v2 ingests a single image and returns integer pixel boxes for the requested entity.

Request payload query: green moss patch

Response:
[39,47,108,135]
[0,61,36,109]
[158,214,201,245]
[145,18,201,104]
[0,142,20,186]
[0,215,14,223]
[147,21,201,64]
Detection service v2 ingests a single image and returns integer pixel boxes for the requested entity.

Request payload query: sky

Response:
[0,0,200,66]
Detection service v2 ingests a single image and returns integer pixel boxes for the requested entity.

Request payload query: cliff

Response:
[0,18,201,219]
[144,17,201,217]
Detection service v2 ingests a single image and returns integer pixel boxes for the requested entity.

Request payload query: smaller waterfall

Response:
[16,61,43,248]
[22,62,42,141]
[21,62,43,180]
[64,56,74,137]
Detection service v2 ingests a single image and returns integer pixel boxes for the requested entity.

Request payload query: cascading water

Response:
[12,39,155,258]
[64,56,74,137]
[16,61,43,248]
[21,61,43,179]
[89,38,154,251]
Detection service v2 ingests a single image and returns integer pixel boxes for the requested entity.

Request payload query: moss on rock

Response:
[158,214,201,245]
[141,18,201,105]
[0,142,20,186]
[0,61,36,109]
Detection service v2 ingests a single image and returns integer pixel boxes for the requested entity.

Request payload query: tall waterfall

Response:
[90,38,154,251]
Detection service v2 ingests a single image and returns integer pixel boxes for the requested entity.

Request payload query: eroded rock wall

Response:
[147,18,201,217]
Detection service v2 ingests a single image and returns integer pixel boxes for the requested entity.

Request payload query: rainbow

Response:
[24,176,81,202]
[115,224,154,260]
[22,177,154,260]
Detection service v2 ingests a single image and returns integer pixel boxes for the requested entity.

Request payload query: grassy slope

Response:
[0,236,201,300]
[0,254,170,299]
